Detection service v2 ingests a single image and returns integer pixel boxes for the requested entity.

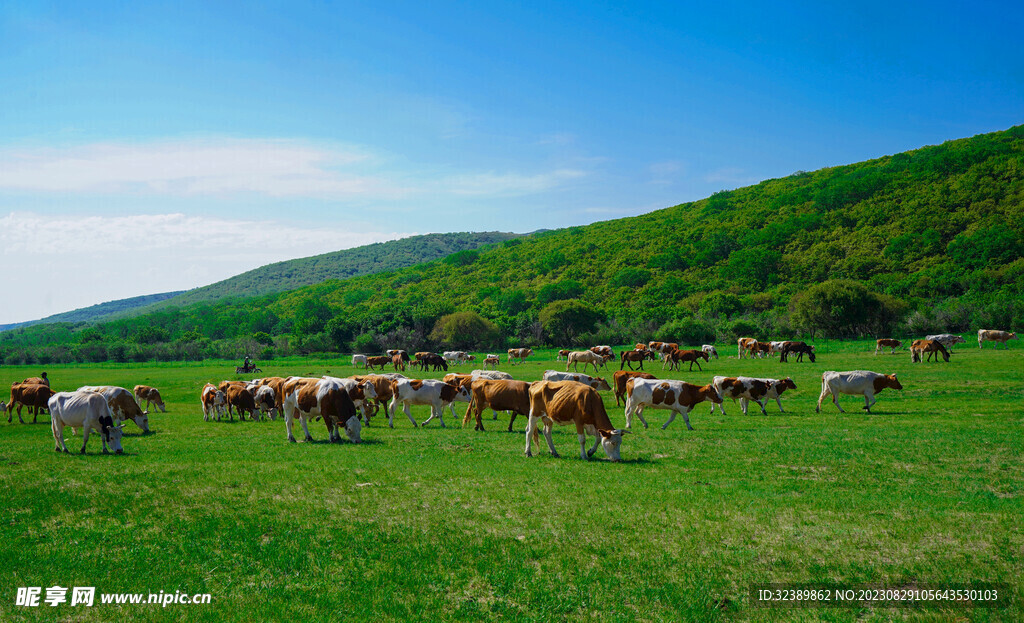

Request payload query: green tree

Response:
[293,299,333,337]
[429,311,501,349]
[539,299,602,345]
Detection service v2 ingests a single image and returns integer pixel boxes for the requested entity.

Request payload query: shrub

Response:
[657,317,716,346]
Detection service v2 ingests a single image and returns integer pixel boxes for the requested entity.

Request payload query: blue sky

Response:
[1,1,1021,322]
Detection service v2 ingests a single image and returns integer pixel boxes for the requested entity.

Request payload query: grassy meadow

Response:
[1,339,1022,622]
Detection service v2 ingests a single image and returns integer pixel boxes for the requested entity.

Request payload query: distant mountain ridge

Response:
[0,291,185,332]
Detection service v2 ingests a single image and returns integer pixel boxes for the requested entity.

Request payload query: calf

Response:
[463,379,532,432]
[420,353,449,371]
[49,391,124,454]
[483,355,501,369]
[507,348,533,365]
[524,380,628,461]
[133,385,166,413]
[389,379,470,428]
[566,350,605,374]
[816,370,903,414]
[779,341,816,363]
[365,355,392,370]
[875,339,902,355]
[542,370,612,391]
[664,348,709,372]
[201,384,227,421]
[623,378,721,430]
[978,329,1018,349]
[612,370,656,406]
[556,349,571,361]
[619,349,647,370]
[911,339,950,363]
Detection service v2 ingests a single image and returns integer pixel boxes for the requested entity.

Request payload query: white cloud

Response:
[0,211,415,324]
[439,168,587,197]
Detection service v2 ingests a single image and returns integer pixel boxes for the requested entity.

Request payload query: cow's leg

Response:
[79,425,91,454]
[756,399,768,415]
[775,395,785,413]
[815,383,830,413]
[387,398,398,428]
[711,399,725,415]
[832,392,845,413]
[282,408,297,441]
[421,403,440,428]
[524,413,540,456]
[578,423,591,460]
[52,418,68,452]
[403,403,418,427]
[863,392,876,412]
[667,406,693,431]
[507,412,517,432]
[740,398,749,416]
[491,408,499,421]
[299,413,314,442]
[542,421,558,457]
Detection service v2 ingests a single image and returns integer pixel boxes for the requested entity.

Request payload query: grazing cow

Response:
[648,341,679,361]
[619,349,648,370]
[388,379,471,428]
[471,369,513,380]
[590,345,615,362]
[253,377,286,418]
[779,341,816,363]
[816,370,902,413]
[737,337,758,359]
[351,354,368,368]
[78,386,150,432]
[418,353,448,371]
[282,377,363,443]
[710,376,775,415]
[925,334,966,351]
[463,379,532,432]
[566,350,604,374]
[254,385,278,420]
[7,382,56,424]
[911,339,950,363]
[623,378,721,430]
[978,329,1018,349]
[392,353,408,372]
[556,349,571,361]
[751,342,772,357]
[201,384,227,421]
[507,348,533,365]
[49,391,124,454]
[542,370,612,391]
[133,385,166,413]
[875,339,902,355]
[483,355,500,369]
[612,370,656,406]
[664,348,709,372]
[702,345,718,360]
[365,355,392,370]
[225,385,257,420]
[524,381,628,461]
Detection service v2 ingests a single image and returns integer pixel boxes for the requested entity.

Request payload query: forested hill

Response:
[142,231,521,310]
[2,126,1022,363]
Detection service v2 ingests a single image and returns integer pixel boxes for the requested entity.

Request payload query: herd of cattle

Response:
[3,329,1016,461]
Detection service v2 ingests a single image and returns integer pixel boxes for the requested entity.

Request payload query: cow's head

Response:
[101,417,125,454]
[886,374,903,390]
[343,414,362,443]
[358,381,377,401]
[598,429,628,462]
[592,377,612,391]
[131,411,150,434]
[776,377,797,392]
[701,384,723,404]
[807,351,816,363]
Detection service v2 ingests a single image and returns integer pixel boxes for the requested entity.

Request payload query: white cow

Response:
[623,378,722,430]
[566,350,605,373]
[201,384,228,421]
[49,391,124,454]
[925,334,966,351]
[816,370,903,414]
[254,385,278,420]
[389,379,471,428]
[472,369,513,380]
[351,354,368,368]
[978,329,1018,349]
[542,370,611,391]
[701,345,719,360]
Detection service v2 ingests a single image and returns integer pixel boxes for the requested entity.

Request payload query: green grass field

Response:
[1,339,1021,622]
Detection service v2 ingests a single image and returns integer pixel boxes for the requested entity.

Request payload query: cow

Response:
[590,345,615,362]
[648,341,679,361]
[78,386,150,433]
[761,377,797,413]
[471,369,513,380]
[7,382,55,424]
[556,349,570,361]
[442,373,475,392]
[566,350,605,373]
[612,370,656,406]
[252,377,286,419]
[49,391,124,455]
[483,355,501,369]
[351,354,368,368]
[619,349,648,370]
[364,356,392,370]
[766,341,787,357]
[392,353,408,372]
[710,376,775,416]
[507,348,533,365]
[388,379,471,428]
[779,341,816,363]
[201,384,227,421]
[664,348,709,372]
[133,385,166,413]
[978,329,1018,349]
[386,349,408,359]
[22,373,49,386]
[524,381,628,461]
[462,379,532,432]
[542,370,612,391]
[737,337,758,359]
[281,377,362,443]
[816,370,903,413]
[925,334,966,351]
[623,378,721,430]
[420,353,449,371]
[875,339,902,355]
[702,345,718,360]
[911,339,950,363]
[254,385,278,420]
[350,374,397,423]
[224,384,257,420]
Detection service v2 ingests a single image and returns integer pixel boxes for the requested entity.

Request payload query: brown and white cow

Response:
[524,380,628,461]
[350,374,397,423]
[201,384,227,421]
[779,341,816,363]
[281,377,362,443]
[507,348,533,365]
[462,379,532,432]
[590,345,615,362]
[816,370,902,414]
[542,370,612,391]
[875,339,902,355]
[978,329,1018,349]
[612,370,656,406]
[702,345,719,360]
[911,339,950,363]
[709,376,783,416]
[388,378,470,428]
[623,378,721,430]
[737,337,758,359]
[648,341,679,360]
[556,349,571,361]
[133,385,166,413]
[483,355,501,369]
[78,386,150,433]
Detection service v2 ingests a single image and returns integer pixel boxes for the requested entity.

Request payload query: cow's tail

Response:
[462,391,476,427]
